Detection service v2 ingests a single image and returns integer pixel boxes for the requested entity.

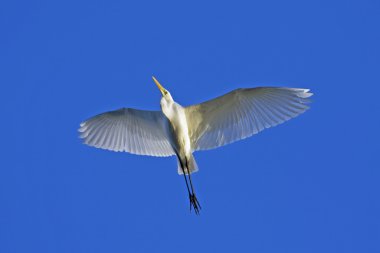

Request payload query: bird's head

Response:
[152,76,174,107]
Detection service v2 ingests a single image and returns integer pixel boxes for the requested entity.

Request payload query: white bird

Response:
[79,77,313,214]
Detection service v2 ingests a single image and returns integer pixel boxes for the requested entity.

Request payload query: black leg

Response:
[176,153,201,215]
[178,158,192,206]
[185,160,201,214]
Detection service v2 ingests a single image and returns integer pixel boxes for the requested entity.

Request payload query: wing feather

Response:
[79,108,175,157]
[185,87,312,151]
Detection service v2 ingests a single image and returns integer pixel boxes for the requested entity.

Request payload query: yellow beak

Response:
[152,76,166,96]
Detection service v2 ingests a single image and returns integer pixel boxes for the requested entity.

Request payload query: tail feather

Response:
[177,155,199,175]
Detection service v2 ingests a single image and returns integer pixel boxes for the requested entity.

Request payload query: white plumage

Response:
[79,108,173,156]
[79,77,313,214]
[185,87,312,151]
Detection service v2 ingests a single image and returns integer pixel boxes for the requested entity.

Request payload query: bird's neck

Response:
[161,100,174,118]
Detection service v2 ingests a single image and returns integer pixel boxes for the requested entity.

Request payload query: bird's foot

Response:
[189,193,201,215]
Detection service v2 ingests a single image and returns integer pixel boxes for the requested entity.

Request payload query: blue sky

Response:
[1,0,379,252]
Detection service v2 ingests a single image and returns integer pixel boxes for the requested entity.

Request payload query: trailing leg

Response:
[185,159,201,214]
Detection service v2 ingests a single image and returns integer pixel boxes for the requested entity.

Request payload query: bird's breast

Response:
[165,104,192,155]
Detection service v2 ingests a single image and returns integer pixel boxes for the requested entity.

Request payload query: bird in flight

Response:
[79,77,313,214]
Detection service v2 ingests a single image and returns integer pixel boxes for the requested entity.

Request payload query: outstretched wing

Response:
[185,87,312,151]
[79,108,175,157]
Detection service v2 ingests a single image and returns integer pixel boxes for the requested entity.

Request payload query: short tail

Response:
[177,154,199,175]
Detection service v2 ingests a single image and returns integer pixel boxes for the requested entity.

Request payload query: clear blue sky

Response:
[1,0,379,252]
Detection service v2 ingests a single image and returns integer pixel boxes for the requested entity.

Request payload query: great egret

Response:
[79,77,313,214]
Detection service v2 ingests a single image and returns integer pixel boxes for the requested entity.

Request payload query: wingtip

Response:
[78,121,88,133]
[302,89,313,98]
[293,88,313,98]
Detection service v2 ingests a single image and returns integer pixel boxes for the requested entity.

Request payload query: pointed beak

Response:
[152,76,166,96]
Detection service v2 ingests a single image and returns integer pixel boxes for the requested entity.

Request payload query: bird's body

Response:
[162,99,191,157]
[79,77,313,214]
[160,94,198,175]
